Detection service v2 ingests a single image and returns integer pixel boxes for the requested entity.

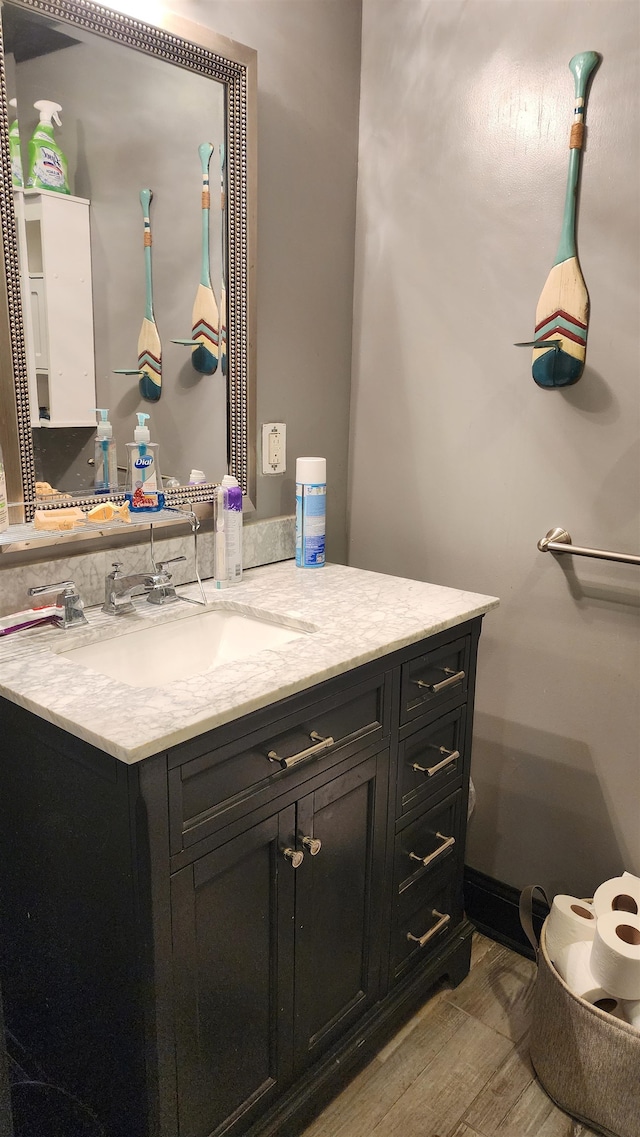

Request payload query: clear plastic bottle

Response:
[93,408,118,494]
[221,474,243,583]
[124,413,164,513]
[0,442,9,533]
[8,99,23,188]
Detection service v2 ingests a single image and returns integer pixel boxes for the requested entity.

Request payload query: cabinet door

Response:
[171,807,296,1137]
[293,751,388,1070]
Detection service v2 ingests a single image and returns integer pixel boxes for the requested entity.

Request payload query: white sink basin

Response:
[58,605,311,688]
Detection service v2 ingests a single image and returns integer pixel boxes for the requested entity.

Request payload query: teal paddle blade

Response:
[191,342,218,375]
[533,348,584,389]
[139,372,161,401]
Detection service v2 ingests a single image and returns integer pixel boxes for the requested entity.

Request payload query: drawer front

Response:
[398,706,466,818]
[170,675,387,853]
[395,790,463,909]
[391,870,464,984]
[400,635,470,725]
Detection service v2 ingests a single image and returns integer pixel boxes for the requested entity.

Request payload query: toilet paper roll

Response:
[592,875,640,919]
[545,895,596,963]
[621,999,640,1031]
[590,911,640,1000]
[555,940,611,1002]
[554,941,628,1020]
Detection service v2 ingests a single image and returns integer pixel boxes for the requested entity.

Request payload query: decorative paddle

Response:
[136,188,162,400]
[113,188,162,401]
[519,51,601,389]
[219,142,228,377]
[172,143,219,373]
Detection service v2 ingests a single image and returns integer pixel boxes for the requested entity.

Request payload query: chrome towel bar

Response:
[538,528,640,567]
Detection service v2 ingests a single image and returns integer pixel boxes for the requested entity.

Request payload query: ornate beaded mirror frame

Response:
[0,0,256,530]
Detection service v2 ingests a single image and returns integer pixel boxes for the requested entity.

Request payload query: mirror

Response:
[0,0,256,523]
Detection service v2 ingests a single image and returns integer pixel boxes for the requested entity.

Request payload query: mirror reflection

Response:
[3,1,229,500]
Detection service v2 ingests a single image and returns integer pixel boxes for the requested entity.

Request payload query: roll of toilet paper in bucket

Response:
[621,999,640,1031]
[554,941,627,1020]
[545,895,596,963]
[590,911,640,1000]
[593,875,640,919]
[555,940,611,1002]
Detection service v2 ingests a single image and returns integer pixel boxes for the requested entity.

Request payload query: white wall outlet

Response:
[261,422,286,474]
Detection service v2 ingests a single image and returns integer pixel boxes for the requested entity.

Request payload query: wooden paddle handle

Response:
[140,188,153,245]
[568,51,600,149]
[199,141,214,208]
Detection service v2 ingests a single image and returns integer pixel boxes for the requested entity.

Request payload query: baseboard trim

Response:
[463,866,547,959]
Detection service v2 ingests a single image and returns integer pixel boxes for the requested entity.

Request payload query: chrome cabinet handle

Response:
[407,909,451,947]
[267,731,334,770]
[411,746,460,777]
[408,832,456,868]
[413,668,465,694]
[302,835,322,856]
[283,847,304,869]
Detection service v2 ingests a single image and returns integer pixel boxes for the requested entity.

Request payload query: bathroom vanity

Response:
[0,561,497,1137]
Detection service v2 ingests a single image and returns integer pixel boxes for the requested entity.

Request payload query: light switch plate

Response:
[261,422,286,474]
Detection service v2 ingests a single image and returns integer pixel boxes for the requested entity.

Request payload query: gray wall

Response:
[349,0,640,895]
[176,0,363,560]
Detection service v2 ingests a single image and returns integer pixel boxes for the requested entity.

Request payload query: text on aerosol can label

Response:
[296,483,326,567]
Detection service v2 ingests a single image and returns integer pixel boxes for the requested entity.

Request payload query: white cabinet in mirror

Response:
[0,0,256,532]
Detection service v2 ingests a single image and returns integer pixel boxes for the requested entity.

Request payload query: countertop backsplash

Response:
[0,514,295,618]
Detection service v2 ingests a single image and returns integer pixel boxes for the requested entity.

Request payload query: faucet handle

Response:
[109,561,124,576]
[28,580,77,599]
[155,555,186,574]
[28,580,87,628]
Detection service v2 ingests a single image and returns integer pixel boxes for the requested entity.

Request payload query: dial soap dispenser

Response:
[125,413,164,513]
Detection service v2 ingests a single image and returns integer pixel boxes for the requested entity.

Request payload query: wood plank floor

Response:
[301,934,599,1137]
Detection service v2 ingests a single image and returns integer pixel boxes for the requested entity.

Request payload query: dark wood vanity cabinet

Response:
[171,750,388,1137]
[0,617,483,1137]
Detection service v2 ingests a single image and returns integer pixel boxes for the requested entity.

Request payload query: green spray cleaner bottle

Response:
[8,99,23,188]
[27,100,69,194]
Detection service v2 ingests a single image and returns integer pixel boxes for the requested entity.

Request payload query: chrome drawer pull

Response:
[302,835,322,856]
[407,909,451,947]
[408,832,456,868]
[413,668,465,694]
[411,746,460,777]
[283,847,304,869]
[267,731,334,769]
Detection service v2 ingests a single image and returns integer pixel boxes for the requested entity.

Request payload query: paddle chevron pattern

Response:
[534,309,587,347]
[138,349,162,380]
[192,319,219,351]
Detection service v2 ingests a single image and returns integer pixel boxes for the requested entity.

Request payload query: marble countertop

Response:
[0,560,498,764]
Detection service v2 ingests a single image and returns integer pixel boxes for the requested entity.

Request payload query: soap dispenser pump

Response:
[93,408,118,494]
[125,412,164,513]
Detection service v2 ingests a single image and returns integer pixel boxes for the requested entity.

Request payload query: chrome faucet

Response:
[103,557,186,615]
[27,580,88,629]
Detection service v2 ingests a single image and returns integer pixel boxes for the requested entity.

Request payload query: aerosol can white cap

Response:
[296,457,326,484]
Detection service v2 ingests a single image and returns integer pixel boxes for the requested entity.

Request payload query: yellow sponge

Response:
[34,507,86,531]
[87,502,116,523]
